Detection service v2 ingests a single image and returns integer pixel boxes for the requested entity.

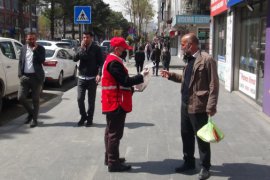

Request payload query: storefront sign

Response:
[173,15,210,26]
[239,70,257,99]
[211,0,228,16]
[227,0,244,7]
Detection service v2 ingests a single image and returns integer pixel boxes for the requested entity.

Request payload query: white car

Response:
[37,40,75,56]
[0,37,23,112]
[43,47,77,87]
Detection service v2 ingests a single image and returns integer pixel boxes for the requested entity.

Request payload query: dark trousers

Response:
[18,75,43,120]
[104,111,126,166]
[136,61,144,74]
[152,61,160,76]
[77,78,97,121]
[181,102,211,170]
[146,51,151,60]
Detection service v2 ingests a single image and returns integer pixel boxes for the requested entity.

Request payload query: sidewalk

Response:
[1,61,270,180]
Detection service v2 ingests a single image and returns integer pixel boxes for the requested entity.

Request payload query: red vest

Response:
[101,54,132,113]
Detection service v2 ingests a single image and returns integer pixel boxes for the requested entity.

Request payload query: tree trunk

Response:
[18,0,26,42]
[50,0,55,40]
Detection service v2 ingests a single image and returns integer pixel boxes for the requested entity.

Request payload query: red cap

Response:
[110,37,133,50]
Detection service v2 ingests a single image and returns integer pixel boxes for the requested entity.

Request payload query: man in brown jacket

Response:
[161,33,219,180]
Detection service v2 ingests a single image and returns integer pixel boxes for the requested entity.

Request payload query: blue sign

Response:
[173,15,210,26]
[227,0,244,7]
[74,6,91,24]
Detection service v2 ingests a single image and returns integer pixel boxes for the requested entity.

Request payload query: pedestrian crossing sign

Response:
[74,6,91,24]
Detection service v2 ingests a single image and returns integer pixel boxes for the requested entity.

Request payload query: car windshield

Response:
[45,49,55,58]
[56,43,72,49]
[37,42,52,46]
[100,46,108,52]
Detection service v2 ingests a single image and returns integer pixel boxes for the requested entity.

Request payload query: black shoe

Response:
[198,168,210,180]
[24,114,33,124]
[108,163,131,172]
[175,162,195,173]
[85,120,93,127]
[30,120,38,128]
[77,116,86,126]
[105,157,126,166]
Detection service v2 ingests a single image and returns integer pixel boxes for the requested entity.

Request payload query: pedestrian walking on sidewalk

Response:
[161,33,219,180]
[135,46,145,74]
[74,31,103,127]
[18,32,45,128]
[151,45,161,76]
[161,47,171,71]
[101,37,148,172]
[144,42,152,61]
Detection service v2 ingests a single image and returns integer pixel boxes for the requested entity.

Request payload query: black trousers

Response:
[18,75,43,120]
[104,111,126,166]
[77,78,97,120]
[136,61,144,74]
[152,61,160,76]
[181,102,211,170]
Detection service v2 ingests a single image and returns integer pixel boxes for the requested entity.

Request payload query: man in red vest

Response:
[101,37,148,172]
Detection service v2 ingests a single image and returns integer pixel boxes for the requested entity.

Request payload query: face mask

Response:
[120,50,127,59]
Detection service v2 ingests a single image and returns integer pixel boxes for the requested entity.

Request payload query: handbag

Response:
[197,116,224,143]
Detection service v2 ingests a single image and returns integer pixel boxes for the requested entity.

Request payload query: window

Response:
[0,41,16,59]
[0,0,4,8]
[239,2,267,74]
[5,0,11,9]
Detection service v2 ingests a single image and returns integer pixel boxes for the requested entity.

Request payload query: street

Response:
[0,59,270,180]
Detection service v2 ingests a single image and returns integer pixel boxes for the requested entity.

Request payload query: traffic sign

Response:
[74,6,91,24]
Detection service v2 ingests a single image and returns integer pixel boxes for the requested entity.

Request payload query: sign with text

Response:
[239,70,257,99]
[74,6,91,24]
[173,15,210,26]
[211,0,228,16]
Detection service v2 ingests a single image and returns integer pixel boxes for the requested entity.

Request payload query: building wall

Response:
[263,2,270,116]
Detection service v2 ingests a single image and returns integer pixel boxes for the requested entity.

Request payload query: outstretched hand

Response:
[160,70,171,79]
[141,67,150,76]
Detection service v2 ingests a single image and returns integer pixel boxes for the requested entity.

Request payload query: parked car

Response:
[100,40,111,52]
[43,47,77,87]
[100,45,109,60]
[37,40,75,56]
[0,37,23,112]
[61,39,79,53]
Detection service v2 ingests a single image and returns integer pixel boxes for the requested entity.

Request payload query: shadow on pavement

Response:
[211,163,270,180]
[125,122,154,129]
[38,121,78,127]
[128,159,184,175]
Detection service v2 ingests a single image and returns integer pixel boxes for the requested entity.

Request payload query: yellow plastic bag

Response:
[197,116,224,143]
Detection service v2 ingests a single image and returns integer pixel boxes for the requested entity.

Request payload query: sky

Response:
[102,0,158,22]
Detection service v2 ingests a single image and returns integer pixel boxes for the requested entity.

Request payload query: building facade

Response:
[211,0,270,117]
[0,0,37,41]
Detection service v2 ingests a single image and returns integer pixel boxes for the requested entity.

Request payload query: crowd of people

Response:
[134,37,171,76]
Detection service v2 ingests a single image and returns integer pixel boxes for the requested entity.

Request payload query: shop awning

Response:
[227,0,244,7]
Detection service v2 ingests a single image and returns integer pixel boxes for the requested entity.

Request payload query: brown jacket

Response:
[169,51,219,114]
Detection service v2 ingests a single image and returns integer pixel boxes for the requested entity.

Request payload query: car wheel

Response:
[56,72,63,87]
[72,66,77,79]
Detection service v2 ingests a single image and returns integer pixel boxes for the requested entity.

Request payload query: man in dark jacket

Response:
[151,45,161,76]
[135,46,145,74]
[18,32,45,128]
[74,31,103,127]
